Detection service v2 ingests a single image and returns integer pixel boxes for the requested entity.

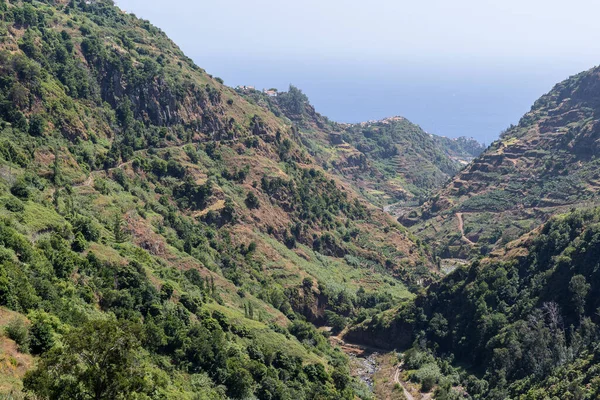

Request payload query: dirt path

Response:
[331,333,424,399]
[394,361,433,400]
[456,212,475,245]
[81,174,94,187]
[74,174,94,188]
[394,362,415,400]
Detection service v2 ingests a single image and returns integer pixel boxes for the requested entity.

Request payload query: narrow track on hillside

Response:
[456,212,475,245]
[394,361,433,400]
[394,362,415,400]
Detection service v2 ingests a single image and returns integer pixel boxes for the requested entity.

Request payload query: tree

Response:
[569,274,590,318]
[24,319,154,400]
[302,277,313,290]
[29,319,54,355]
[71,231,88,252]
[29,114,46,136]
[113,212,126,243]
[225,361,253,399]
[279,85,308,115]
[245,191,260,209]
[10,178,30,200]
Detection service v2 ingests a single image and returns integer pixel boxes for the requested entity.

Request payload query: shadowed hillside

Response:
[348,207,600,399]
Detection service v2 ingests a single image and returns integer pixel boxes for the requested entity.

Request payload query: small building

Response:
[236,85,256,92]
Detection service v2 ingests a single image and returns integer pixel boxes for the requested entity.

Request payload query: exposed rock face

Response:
[344,317,413,350]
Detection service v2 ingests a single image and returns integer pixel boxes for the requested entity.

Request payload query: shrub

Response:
[5,317,29,352]
[71,232,88,252]
[28,114,46,136]
[5,196,24,212]
[11,178,30,200]
[411,363,441,392]
[29,319,54,355]
[72,216,100,242]
[245,191,260,209]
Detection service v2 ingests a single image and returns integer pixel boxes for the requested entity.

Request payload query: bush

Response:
[11,179,30,200]
[5,196,24,212]
[245,191,260,209]
[403,348,435,370]
[29,114,46,136]
[29,319,55,355]
[411,363,441,392]
[72,216,100,242]
[5,317,29,352]
[71,232,88,252]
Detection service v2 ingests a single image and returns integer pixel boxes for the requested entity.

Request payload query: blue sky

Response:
[115,0,600,144]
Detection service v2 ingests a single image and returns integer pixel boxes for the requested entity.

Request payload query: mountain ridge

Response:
[0,1,435,397]
[237,85,485,206]
[397,64,600,260]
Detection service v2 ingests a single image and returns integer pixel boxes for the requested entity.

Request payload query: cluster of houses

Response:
[340,116,407,128]
[235,86,278,97]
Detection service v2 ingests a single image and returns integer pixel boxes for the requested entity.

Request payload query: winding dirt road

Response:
[456,212,475,245]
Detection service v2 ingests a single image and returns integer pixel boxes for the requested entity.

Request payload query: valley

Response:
[0,0,599,399]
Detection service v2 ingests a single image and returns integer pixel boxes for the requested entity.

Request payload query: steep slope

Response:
[0,0,433,398]
[406,66,600,259]
[342,118,484,202]
[240,86,484,206]
[349,207,600,399]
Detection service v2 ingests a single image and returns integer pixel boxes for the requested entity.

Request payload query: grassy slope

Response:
[0,0,435,396]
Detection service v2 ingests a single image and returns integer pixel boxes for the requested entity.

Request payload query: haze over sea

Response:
[205,57,586,146]
[117,0,600,145]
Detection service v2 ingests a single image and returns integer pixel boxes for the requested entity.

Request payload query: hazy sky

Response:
[115,0,600,143]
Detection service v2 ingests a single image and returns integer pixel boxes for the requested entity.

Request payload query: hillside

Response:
[348,207,600,399]
[0,0,434,398]
[239,86,484,206]
[342,118,484,202]
[403,65,600,259]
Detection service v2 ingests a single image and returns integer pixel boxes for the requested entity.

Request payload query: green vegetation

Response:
[342,119,465,200]
[9,0,600,398]
[356,208,600,398]
[238,86,484,206]
[0,0,433,398]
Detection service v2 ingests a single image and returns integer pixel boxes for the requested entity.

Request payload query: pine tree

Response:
[52,146,62,210]
[113,213,126,243]
[52,146,62,186]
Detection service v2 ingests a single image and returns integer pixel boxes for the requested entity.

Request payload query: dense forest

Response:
[352,207,600,399]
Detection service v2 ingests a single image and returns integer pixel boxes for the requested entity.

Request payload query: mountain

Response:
[342,65,600,399]
[341,118,484,202]
[0,0,433,397]
[348,207,600,399]
[239,85,484,206]
[403,65,600,259]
